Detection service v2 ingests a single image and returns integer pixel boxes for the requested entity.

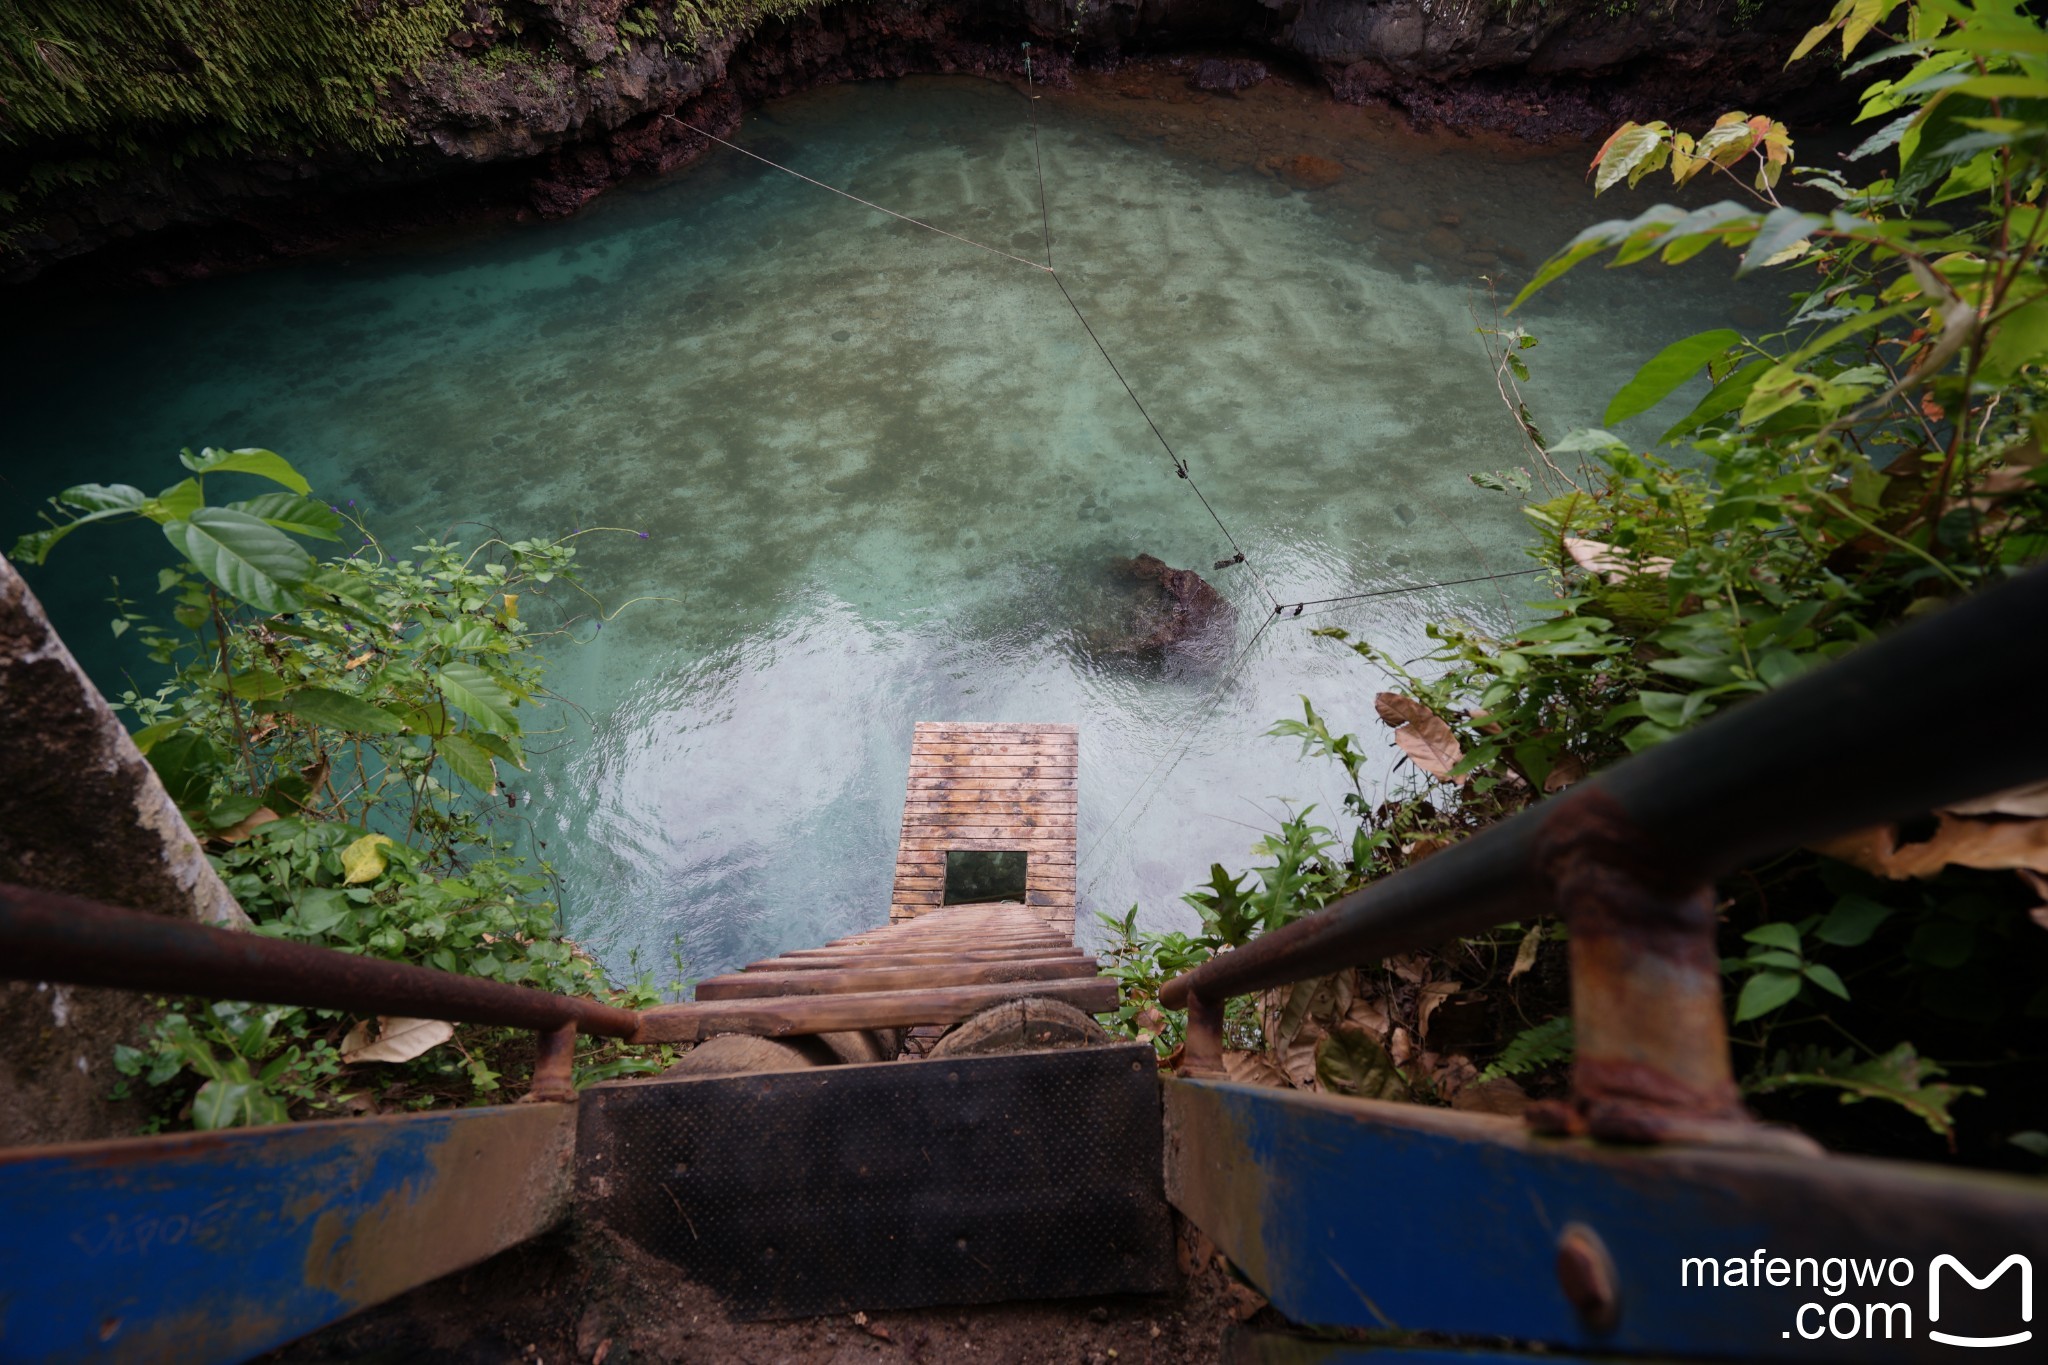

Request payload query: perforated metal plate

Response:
[577,1043,1176,1318]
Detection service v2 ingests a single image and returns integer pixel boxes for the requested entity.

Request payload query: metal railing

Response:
[1159,561,2048,1146]
[0,885,643,1101]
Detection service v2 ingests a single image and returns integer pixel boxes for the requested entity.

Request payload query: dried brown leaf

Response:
[1416,982,1459,1041]
[1342,992,1392,1041]
[1563,536,1673,581]
[1451,1076,1532,1116]
[1508,924,1544,983]
[214,806,280,846]
[1223,1049,1293,1089]
[1944,779,2048,819]
[1815,814,2048,878]
[1544,753,1587,793]
[341,1016,454,1064]
[1373,692,1467,785]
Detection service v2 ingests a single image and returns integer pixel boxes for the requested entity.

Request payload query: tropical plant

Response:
[16,448,670,1128]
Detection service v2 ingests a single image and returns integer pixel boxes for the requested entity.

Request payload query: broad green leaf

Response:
[1603,329,1740,426]
[1734,968,1803,1022]
[1743,922,1804,953]
[191,1079,256,1130]
[56,482,149,514]
[1804,963,1852,1000]
[282,688,409,734]
[435,662,521,736]
[1751,1043,1980,1142]
[437,733,498,790]
[341,833,395,885]
[231,493,344,541]
[143,479,204,524]
[163,508,314,613]
[1739,208,1824,274]
[292,888,354,937]
[469,730,527,771]
[1594,123,1667,194]
[1816,893,1894,946]
[179,447,311,494]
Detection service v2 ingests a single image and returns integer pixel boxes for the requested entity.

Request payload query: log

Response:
[633,977,1118,1043]
[695,958,1099,999]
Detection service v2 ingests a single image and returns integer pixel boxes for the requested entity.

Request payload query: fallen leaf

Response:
[1562,536,1674,581]
[1429,1053,1480,1101]
[341,832,395,885]
[1388,1026,1415,1068]
[1277,1025,1323,1089]
[1387,953,1429,985]
[1403,836,1451,861]
[1315,1025,1409,1100]
[1416,982,1459,1041]
[341,1016,454,1064]
[1544,753,1587,793]
[1223,1049,1292,1089]
[1373,693,1466,785]
[1508,924,1544,983]
[1342,992,1392,1040]
[1944,779,2048,818]
[345,651,375,670]
[1814,814,2048,878]
[214,806,280,845]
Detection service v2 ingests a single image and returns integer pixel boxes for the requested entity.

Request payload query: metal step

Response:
[576,1043,1176,1319]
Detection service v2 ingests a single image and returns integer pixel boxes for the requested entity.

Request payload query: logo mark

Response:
[1929,1254,2032,1349]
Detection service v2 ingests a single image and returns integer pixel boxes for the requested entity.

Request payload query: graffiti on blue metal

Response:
[1167,1080,2048,1364]
[0,1104,572,1364]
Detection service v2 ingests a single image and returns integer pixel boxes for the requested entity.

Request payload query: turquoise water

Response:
[0,75,1769,987]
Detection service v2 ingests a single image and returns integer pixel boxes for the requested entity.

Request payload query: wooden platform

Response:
[890,721,1078,934]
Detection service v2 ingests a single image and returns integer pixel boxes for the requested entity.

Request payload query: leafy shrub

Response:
[16,447,669,1128]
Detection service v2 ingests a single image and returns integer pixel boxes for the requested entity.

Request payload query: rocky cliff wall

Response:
[1,0,1837,286]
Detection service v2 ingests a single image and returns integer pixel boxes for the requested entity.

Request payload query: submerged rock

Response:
[1087,553,1235,660]
[1277,153,1345,191]
[1189,58,1268,94]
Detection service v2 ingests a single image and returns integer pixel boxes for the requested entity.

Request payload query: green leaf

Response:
[1804,963,1851,1000]
[1743,922,1804,953]
[191,1078,258,1129]
[1594,124,1668,194]
[230,493,344,541]
[179,447,311,494]
[1603,329,1740,426]
[435,662,521,736]
[1751,1043,1979,1142]
[438,733,498,790]
[143,479,204,524]
[163,508,314,613]
[1734,968,1803,1022]
[1748,949,1805,971]
[1739,208,1824,274]
[1314,1025,1409,1100]
[1816,893,1894,947]
[281,688,409,734]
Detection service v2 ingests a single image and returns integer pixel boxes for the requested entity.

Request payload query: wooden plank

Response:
[910,743,1077,758]
[633,977,1118,1042]
[913,721,1077,732]
[695,959,1099,999]
[905,812,1076,829]
[918,754,1080,770]
[904,778,1076,790]
[745,949,1088,970]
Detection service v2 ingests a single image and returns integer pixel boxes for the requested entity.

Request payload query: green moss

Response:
[0,0,466,159]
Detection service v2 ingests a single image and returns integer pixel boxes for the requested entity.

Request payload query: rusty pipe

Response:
[523,1022,580,1103]
[0,884,642,1038]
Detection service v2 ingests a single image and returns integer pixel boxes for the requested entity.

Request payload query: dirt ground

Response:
[267,1215,1266,1365]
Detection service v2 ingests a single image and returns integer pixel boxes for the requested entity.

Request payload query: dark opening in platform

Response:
[944,849,1028,904]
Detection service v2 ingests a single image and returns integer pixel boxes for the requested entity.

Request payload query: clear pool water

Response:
[0,72,1774,989]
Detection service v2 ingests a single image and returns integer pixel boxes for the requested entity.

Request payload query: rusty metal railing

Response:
[1159,560,2048,1147]
[0,884,642,1101]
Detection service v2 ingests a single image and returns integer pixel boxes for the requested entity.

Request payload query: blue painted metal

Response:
[1167,1079,2048,1364]
[0,1104,574,1364]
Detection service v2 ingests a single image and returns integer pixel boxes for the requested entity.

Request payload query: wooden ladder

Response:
[633,901,1113,1044]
